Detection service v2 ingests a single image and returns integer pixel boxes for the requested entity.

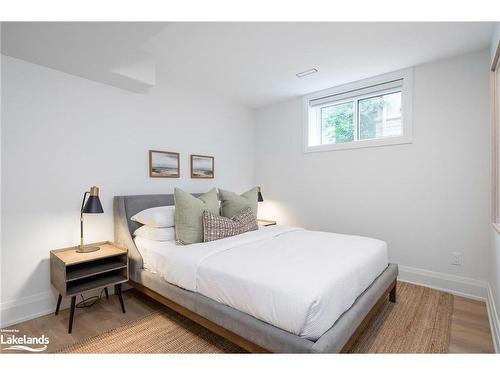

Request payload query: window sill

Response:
[304,135,412,153]
[492,222,500,235]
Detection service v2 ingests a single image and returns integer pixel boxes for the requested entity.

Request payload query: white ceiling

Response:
[1,22,495,108]
[1,22,166,92]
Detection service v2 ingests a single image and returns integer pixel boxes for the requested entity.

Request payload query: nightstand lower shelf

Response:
[67,274,127,295]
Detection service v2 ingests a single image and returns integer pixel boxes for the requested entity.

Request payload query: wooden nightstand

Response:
[50,241,128,333]
[257,219,277,227]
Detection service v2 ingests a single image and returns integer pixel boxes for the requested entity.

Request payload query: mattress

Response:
[134,225,388,340]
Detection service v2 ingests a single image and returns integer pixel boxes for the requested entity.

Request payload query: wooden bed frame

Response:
[340,280,396,352]
[114,194,398,353]
[128,279,396,353]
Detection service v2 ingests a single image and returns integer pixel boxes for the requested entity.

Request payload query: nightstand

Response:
[257,219,277,227]
[50,241,128,333]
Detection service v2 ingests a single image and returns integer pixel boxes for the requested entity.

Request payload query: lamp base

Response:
[76,245,100,253]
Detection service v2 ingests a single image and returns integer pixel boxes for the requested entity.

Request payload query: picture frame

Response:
[190,154,215,179]
[149,150,180,178]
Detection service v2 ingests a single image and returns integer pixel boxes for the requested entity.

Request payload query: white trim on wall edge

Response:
[0,291,56,328]
[0,286,127,329]
[486,284,500,353]
[398,265,488,301]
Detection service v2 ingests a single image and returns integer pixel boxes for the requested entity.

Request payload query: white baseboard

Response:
[0,291,56,328]
[0,285,129,329]
[398,265,488,301]
[486,284,500,353]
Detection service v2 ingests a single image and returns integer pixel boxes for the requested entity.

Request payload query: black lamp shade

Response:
[257,191,264,202]
[82,195,103,214]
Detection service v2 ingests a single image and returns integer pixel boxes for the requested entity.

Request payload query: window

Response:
[303,69,413,152]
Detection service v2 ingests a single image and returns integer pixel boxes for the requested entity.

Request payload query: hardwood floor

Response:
[1,289,164,353]
[449,296,495,353]
[1,286,496,354]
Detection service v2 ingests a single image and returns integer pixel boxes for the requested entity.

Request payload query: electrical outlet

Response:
[451,252,462,266]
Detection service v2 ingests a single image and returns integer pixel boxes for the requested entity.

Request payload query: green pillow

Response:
[219,187,258,219]
[174,188,220,245]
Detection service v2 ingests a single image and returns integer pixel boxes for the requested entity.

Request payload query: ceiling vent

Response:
[296,68,318,78]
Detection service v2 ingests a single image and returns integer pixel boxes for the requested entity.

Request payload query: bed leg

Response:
[389,282,396,303]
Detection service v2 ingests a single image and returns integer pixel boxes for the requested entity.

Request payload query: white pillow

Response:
[134,226,175,241]
[131,206,175,228]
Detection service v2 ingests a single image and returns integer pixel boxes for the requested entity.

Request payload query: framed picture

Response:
[149,150,180,178]
[190,154,214,179]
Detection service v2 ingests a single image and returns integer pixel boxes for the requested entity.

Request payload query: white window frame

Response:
[302,68,413,153]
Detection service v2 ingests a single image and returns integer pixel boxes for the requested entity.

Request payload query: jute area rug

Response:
[349,281,453,353]
[57,281,453,354]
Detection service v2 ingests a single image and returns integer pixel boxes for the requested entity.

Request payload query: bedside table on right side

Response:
[257,219,277,227]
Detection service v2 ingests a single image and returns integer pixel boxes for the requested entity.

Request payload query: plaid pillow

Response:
[203,207,258,242]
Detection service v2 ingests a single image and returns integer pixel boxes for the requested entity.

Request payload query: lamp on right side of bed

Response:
[257,186,264,202]
[256,187,276,226]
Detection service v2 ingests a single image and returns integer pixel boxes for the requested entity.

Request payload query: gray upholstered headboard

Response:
[113,194,200,281]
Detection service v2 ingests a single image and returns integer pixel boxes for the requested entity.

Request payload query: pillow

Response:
[174,188,220,245]
[131,205,175,228]
[219,187,258,219]
[133,226,175,241]
[203,207,258,242]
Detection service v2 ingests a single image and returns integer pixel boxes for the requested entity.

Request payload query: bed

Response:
[114,194,398,353]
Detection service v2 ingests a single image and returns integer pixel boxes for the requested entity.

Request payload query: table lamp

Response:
[78,186,104,253]
[257,186,264,202]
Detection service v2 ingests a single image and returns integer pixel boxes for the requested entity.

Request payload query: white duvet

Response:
[134,225,388,340]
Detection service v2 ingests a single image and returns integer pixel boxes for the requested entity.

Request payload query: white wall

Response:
[0,55,256,326]
[0,46,495,334]
[256,50,491,295]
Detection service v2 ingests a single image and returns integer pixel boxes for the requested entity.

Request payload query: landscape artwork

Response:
[149,150,180,178]
[190,154,214,178]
